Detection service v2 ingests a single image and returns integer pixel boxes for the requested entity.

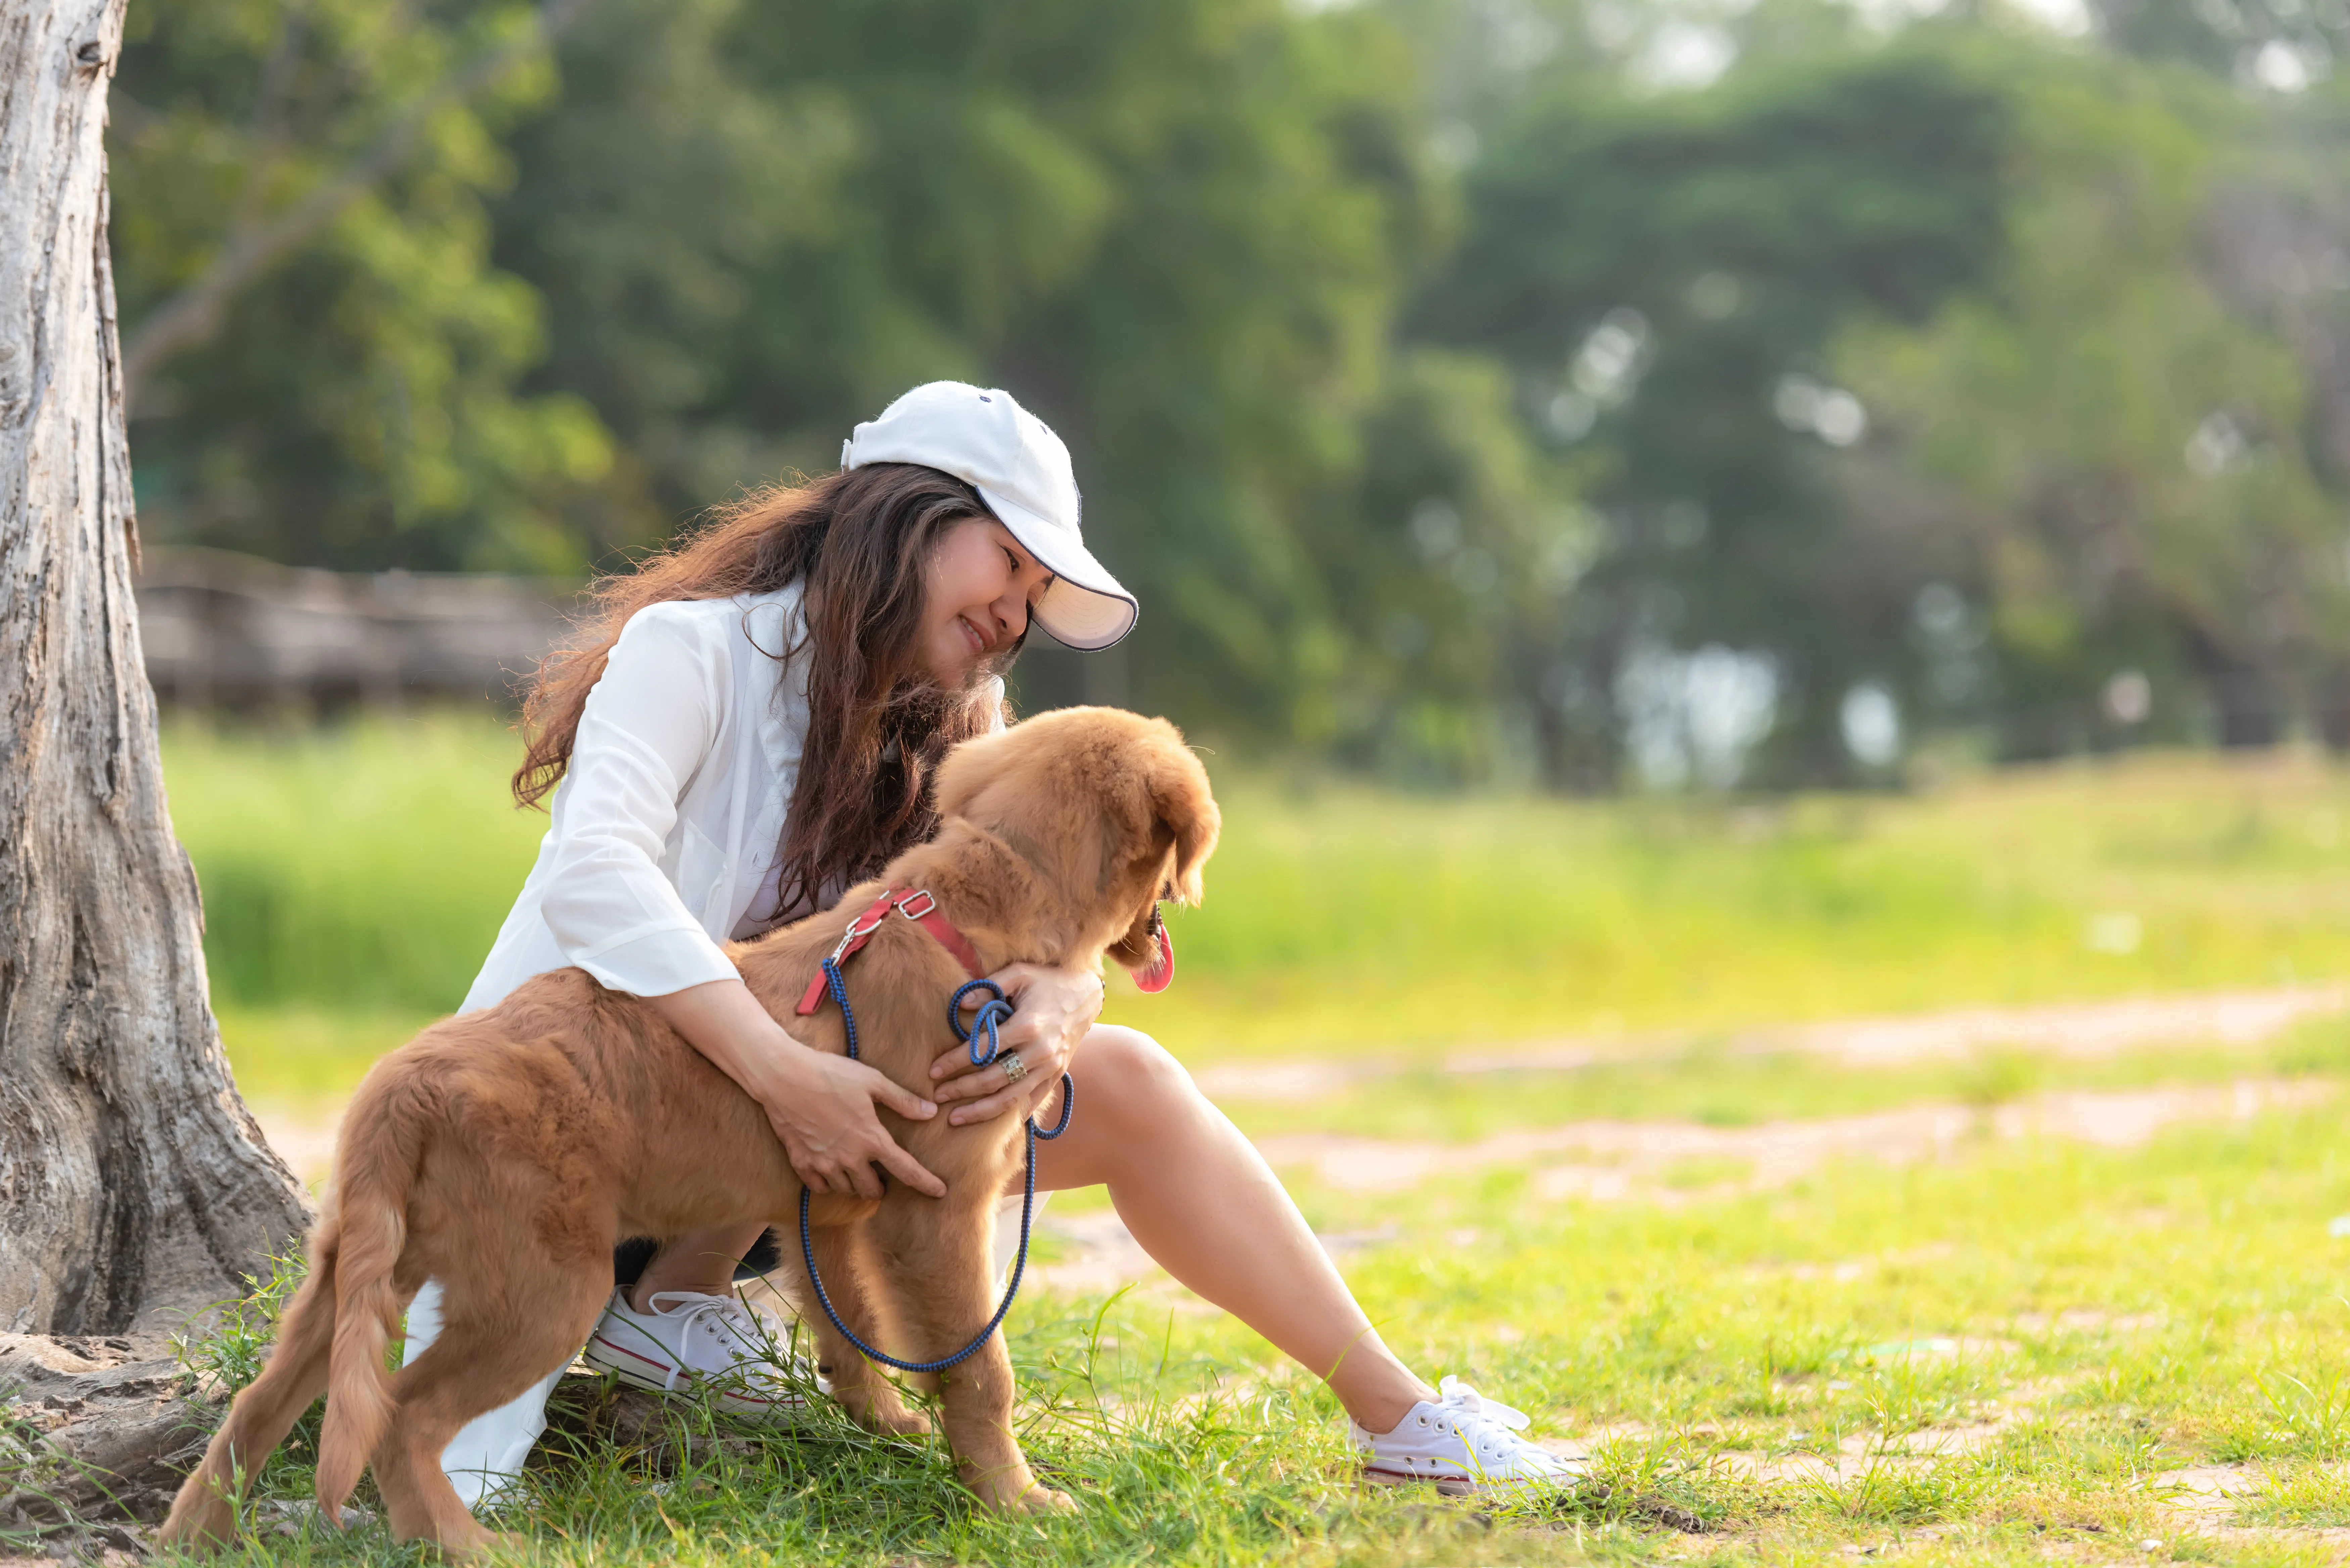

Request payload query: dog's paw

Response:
[420,1531,510,1565]
[869,1401,931,1438]
[964,1468,1072,1514]
[839,1392,933,1437]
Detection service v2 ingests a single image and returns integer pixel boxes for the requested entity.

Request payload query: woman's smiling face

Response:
[920,513,1055,685]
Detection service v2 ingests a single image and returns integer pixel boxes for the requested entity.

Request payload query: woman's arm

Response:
[536,607,942,1197]
[537,608,744,998]
[651,977,947,1199]
[926,962,1105,1125]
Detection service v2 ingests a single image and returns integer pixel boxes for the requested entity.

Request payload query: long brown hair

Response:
[515,464,1016,922]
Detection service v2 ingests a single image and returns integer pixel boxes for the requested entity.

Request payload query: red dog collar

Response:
[794,886,985,1016]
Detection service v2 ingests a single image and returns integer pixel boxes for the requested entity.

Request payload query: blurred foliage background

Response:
[109,0,2350,788]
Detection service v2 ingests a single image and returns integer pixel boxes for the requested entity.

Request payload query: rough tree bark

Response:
[0,0,311,1341]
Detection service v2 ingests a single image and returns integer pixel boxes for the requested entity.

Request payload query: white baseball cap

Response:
[841,381,1138,651]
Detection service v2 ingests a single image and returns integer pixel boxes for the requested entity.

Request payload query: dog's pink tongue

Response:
[1131,925,1175,993]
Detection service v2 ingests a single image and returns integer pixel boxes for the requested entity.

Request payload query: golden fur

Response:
[159,707,1220,1557]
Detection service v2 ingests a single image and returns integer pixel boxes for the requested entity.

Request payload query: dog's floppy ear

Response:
[1146,743,1220,904]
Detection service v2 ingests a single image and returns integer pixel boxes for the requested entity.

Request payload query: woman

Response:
[404,382,1578,1505]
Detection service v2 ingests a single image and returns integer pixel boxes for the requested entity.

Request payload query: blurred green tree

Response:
[494,0,1454,741]
[1306,347,1605,786]
[1836,62,2350,752]
[1406,35,2017,782]
[2089,0,2349,81]
[109,0,2350,779]
[112,0,619,571]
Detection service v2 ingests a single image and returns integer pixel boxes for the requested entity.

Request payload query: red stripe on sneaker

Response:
[1360,1465,1434,1484]
[588,1335,673,1375]
[1360,1464,1480,1493]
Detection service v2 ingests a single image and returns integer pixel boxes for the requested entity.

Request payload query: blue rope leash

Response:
[796,961,1073,1373]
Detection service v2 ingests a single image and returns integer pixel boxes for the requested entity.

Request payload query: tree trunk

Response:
[0,0,311,1339]
[2317,666,2350,753]
[2181,626,2282,751]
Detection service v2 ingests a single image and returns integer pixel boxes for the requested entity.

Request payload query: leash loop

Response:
[1033,1073,1075,1140]
[948,978,1017,1068]
[796,945,1076,1374]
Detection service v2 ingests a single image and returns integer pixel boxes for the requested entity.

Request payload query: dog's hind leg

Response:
[865,1202,1070,1513]
[371,1256,609,1561]
[791,1223,931,1437]
[158,1235,342,1551]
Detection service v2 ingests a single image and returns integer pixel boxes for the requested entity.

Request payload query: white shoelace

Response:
[1437,1375,1533,1432]
[642,1291,771,1391]
[1433,1377,1569,1474]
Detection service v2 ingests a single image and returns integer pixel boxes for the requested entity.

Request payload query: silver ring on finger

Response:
[1000,1050,1028,1084]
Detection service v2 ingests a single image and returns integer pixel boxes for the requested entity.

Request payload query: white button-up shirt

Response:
[466,586,1004,1013]
[466,586,813,1012]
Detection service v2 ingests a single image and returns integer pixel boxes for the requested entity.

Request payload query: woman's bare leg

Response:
[1029,1026,1437,1434]
[630,1223,769,1311]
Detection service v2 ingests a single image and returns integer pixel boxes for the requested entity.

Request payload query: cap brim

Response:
[976,484,1138,651]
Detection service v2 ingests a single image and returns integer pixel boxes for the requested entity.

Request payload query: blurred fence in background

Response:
[135,548,579,714]
[128,546,2350,790]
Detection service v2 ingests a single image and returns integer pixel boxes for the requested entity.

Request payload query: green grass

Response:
[1139,751,2350,1061]
[166,715,545,1015]
[162,714,539,1111]
[167,1087,2350,1564]
[162,712,2350,1104]
[145,713,2350,1563]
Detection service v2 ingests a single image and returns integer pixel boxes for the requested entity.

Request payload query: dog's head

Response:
[932,706,1219,985]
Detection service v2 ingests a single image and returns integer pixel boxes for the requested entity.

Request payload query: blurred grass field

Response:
[143,1093,2350,1568]
[163,709,2350,1109]
[145,711,2350,1564]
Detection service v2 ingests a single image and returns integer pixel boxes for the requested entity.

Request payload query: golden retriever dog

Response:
[160,706,1219,1557]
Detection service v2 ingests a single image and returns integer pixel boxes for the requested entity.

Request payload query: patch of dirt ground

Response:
[1251,1077,2330,1198]
[1192,982,2349,1102]
[249,986,2345,1295]
[252,1079,2334,1296]
[1029,1076,2328,1292]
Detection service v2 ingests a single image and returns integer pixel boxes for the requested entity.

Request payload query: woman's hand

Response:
[649,977,946,1201]
[929,961,1104,1126]
[760,1047,950,1199]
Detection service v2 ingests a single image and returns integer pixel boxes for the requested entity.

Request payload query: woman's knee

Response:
[1078,1026,1200,1131]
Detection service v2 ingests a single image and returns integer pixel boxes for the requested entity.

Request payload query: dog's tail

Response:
[314,1081,422,1514]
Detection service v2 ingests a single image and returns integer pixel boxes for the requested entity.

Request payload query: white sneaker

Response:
[582,1288,824,1419]
[1350,1376,1586,1496]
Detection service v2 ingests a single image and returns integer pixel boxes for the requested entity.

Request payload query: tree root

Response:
[0,1334,224,1549]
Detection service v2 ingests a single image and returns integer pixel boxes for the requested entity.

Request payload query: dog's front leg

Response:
[792,1222,932,1437]
[866,1202,1073,1514]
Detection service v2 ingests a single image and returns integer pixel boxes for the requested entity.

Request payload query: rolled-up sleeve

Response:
[539,606,740,998]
